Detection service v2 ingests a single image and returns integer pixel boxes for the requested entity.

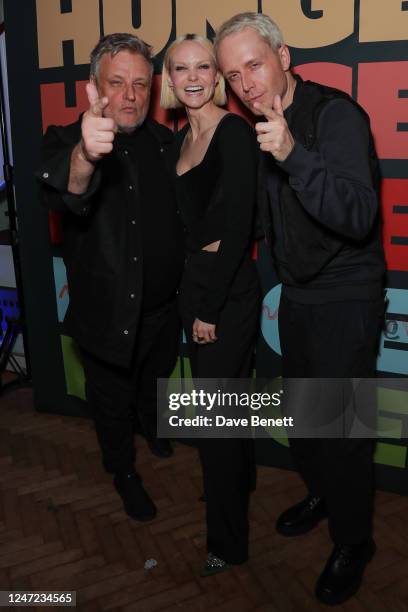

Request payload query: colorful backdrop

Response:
[4,0,408,492]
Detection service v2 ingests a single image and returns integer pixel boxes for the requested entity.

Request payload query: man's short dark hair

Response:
[90,33,154,80]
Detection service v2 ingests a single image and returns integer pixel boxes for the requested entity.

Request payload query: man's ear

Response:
[278,44,291,72]
[90,75,100,93]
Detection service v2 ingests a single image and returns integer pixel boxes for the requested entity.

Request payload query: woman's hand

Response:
[192,318,217,344]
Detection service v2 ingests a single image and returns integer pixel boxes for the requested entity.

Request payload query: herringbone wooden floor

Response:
[1,386,408,612]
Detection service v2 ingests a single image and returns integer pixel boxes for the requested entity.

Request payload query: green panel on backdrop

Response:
[374,442,407,469]
[375,386,408,468]
[377,416,403,439]
[61,335,85,400]
[378,387,408,415]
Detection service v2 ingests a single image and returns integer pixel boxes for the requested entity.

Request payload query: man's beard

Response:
[117,107,149,134]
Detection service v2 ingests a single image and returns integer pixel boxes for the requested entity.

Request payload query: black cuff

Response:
[196,309,219,326]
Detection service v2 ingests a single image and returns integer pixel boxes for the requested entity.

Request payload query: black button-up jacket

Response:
[36,117,182,367]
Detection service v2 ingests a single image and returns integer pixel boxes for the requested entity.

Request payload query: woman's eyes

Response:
[174,64,211,71]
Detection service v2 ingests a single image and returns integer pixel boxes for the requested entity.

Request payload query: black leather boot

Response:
[315,538,376,605]
[113,470,157,521]
[276,495,327,536]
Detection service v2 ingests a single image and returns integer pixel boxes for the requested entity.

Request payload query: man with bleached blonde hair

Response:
[216,12,385,606]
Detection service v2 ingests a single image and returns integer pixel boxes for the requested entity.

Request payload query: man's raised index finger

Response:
[86,82,99,104]
[86,82,108,117]
[272,94,284,117]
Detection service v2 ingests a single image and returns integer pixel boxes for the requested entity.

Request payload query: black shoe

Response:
[146,437,173,458]
[276,495,327,536]
[315,538,376,605]
[113,471,157,521]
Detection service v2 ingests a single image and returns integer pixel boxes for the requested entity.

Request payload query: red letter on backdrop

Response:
[358,62,408,159]
[40,82,89,132]
[292,63,352,95]
[381,179,408,272]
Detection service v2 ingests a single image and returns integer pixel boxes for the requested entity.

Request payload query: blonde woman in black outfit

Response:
[161,35,260,576]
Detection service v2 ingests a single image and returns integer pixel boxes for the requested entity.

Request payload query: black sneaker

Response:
[113,471,157,521]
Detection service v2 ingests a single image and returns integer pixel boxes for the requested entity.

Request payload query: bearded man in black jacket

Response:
[216,12,385,606]
[37,34,184,522]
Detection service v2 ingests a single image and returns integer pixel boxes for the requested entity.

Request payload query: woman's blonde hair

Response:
[160,34,227,109]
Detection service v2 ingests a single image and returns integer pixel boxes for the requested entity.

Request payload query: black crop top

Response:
[174,113,258,324]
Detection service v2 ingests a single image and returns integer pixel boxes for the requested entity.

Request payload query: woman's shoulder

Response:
[215,113,256,147]
[218,112,253,130]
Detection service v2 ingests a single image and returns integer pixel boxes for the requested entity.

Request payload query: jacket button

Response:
[130,293,135,299]
[123,329,129,335]
[43,172,49,179]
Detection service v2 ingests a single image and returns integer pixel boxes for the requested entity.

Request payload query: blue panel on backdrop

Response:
[378,288,408,375]
[261,284,282,357]
[52,257,69,322]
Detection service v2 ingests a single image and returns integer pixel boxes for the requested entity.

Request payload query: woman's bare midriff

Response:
[202,240,220,252]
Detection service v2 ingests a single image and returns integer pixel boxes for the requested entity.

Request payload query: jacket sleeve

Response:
[35,124,102,216]
[277,98,378,241]
[196,116,258,324]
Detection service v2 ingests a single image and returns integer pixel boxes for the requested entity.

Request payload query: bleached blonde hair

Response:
[214,12,284,52]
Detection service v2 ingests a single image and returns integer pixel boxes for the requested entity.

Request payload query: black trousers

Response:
[180,251,260,564]
[278,294,385,545]
[81,300,180,474]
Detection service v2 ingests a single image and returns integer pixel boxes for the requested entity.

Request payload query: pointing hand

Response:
[79,82,118,163]
[254,95,294,162]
